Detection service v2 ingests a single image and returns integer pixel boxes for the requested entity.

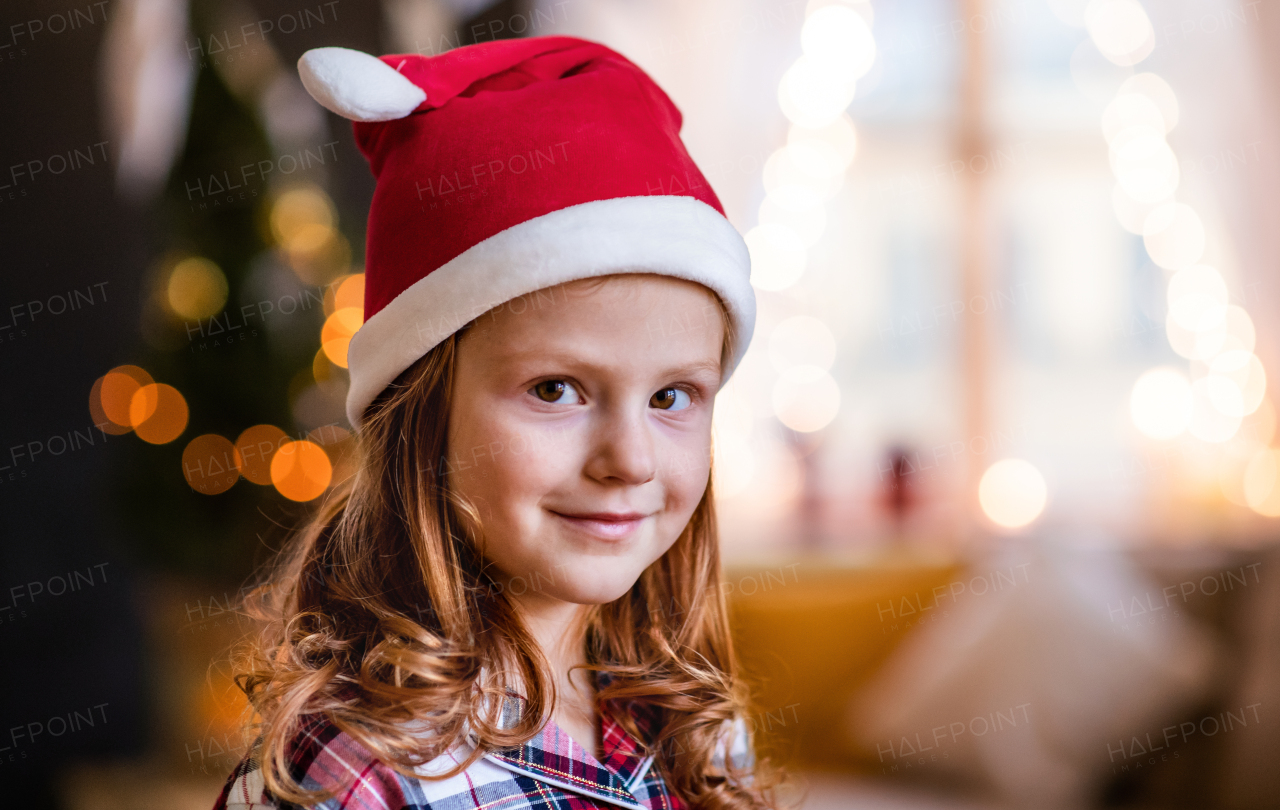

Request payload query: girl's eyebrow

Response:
[663,359,723,379]
[495,349,721,380]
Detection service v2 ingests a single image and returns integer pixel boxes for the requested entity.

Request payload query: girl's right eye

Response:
[530,379,582,405]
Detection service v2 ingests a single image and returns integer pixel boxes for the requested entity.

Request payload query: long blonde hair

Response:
[233,299,781,809]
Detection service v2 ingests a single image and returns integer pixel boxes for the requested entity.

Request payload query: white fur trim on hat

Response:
[345,195,755,427]
[298,47,425,122]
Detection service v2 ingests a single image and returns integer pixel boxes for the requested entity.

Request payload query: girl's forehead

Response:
[484,274,721,325]
[460,276,726,363]
[558,272,719,301]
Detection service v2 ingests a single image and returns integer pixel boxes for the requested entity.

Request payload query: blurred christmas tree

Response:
[95,0,530,583]
[97,0,371,582]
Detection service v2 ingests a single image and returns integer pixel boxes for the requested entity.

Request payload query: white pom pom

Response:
[297,47,426,122]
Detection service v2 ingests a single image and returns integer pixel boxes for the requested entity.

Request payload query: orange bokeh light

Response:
[234,424,289,485]
[130,383,189,444]
[320,307,363,368]
[182,434,242,495]
[323,272,364,316]
[335,273,364,311]
[89,376,133,435]
[270,440,332,501]
[96,365,154,431]
[312,346,334,383]
[308,425,356,486]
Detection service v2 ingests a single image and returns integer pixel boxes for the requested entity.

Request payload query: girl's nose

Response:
[583,407,657,486]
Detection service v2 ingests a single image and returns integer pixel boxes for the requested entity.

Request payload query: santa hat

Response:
[296,36,755,428]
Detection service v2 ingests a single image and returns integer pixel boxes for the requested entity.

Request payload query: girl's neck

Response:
[520,597,588,668]
[511,593,598,756]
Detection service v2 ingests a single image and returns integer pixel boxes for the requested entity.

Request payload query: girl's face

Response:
[447,274,724,609]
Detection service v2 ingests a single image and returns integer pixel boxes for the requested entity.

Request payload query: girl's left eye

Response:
[650,387,692,411]
[531,379,582,404]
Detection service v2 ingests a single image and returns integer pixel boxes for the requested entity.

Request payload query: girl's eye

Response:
[650,387,692,411]
[531,379,582,404]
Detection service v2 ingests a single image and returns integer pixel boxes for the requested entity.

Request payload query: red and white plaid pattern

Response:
[213,678,752,810]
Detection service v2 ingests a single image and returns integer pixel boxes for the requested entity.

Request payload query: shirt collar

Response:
[479,671,657,810]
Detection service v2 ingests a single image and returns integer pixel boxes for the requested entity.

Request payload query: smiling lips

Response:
[550,510,650,540]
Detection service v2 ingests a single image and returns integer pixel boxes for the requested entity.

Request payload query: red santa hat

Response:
[296,36,755,428]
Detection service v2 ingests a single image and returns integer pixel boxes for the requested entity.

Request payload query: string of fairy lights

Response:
[90,182,363,502]
[710,0,870,509]
[1082,0,1277,516]
[730,0,1049,530]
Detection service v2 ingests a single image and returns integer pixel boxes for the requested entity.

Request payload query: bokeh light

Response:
[772,365,841,432]
[1109,127,1179,203]
[1085,0,1155,66]
[800,5,876,82]
[234,424,290,485]
[1194,305,1255,358]
[1094,56,1266,459]
[270,183,335,247]
[1188,377,1242,443]
[758,185,827,247]
[778,55,858,129]
[1165,310,1220,361]
[978,459,1048,529]
[786,139,846,184]
[805,0,873,21]
[788,115,858,169]
[769,316,837,372]
[90,366,153,435]
[1118,72,1179,130]
[181,434,242,495]
[270,183,348,284]
[1143,203,1205,270]
[746,225,807,291]
[1204,350,1266,418]
[129,383,189,444]
[1130,367,1193,440]
[312,346,337,384]
[89,377,133,436]
[323,271,366,317]
[334,272,365,312]
[1110,183,1169,235]
[321,306,364,368]
[763,145,843,201]
[1166,266,1228,331]
[96,365,154,430]
[166,257,228,320]
[270,439,332,502]
[1102,93,1167,142]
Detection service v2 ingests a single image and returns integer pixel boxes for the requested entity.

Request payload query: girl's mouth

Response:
[548,510,650,540]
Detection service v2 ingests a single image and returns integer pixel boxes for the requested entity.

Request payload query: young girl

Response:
[216,36,776,810]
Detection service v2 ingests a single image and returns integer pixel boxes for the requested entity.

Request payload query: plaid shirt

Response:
[213,681,752,810]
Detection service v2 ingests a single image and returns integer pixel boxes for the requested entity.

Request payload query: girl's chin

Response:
[549,575,643,607]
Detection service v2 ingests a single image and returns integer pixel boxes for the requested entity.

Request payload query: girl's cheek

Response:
[660,434,713,496]
[446,415,517,491]
[485,422,576,485]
